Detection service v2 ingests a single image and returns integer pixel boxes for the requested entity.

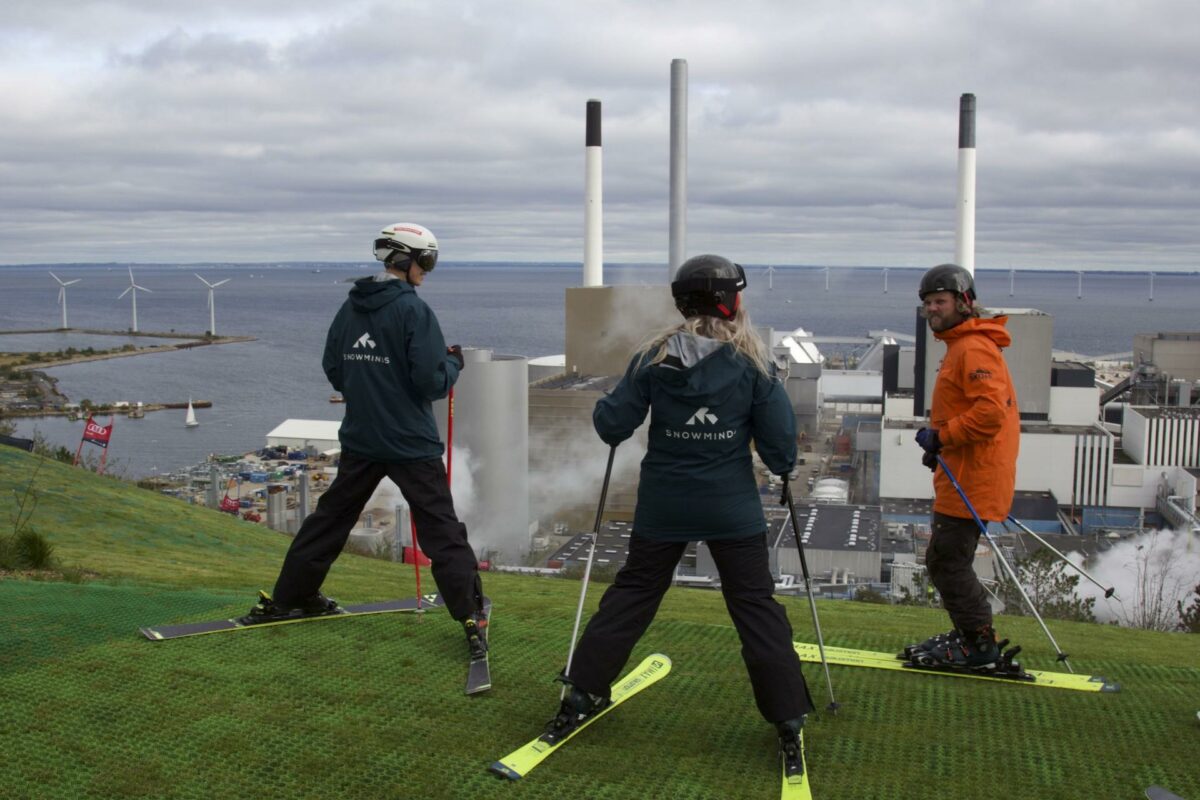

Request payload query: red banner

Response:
[82,417,112,449]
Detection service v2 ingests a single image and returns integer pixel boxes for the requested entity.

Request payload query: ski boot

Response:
[540,683,611,746]
[239,590,339,625]
[899,628,961,660]
[463,609,489,660]
[910,625,1004,670]
[777,716,807,783]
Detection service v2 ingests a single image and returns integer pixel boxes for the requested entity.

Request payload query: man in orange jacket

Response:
[910,263,1020,668]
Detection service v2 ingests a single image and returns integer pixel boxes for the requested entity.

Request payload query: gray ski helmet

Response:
[918,263,976,302]
[671,254,747,320]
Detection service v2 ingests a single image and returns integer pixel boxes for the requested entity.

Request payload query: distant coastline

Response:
[1,328,255,418]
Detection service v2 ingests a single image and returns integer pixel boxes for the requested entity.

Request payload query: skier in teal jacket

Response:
[246,223,488,664]
[543,254,814,781]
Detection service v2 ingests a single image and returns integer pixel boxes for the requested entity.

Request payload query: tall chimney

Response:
[955,93,976,274]
[669,59,688,278]
[583,100,603,287]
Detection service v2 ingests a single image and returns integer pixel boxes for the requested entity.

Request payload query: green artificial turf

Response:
[2,447,1198,800]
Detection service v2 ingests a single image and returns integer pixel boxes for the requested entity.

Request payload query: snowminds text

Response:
[664,429,736,441]
[343,353,392,365]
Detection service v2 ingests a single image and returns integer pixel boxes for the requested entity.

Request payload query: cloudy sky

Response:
[2,0,1198,269]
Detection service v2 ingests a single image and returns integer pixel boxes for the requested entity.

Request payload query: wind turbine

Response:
[195,274,231,335]
[765,264,776,290]
[1148,271,1155,302]
[823,266,830,292]
[882,267,889,294]
[1009,267,1015,297]
[118,267,151,332]
[1076,270,1084,300]
[49,271,81,329]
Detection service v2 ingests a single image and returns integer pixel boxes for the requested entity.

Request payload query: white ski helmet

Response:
[374,223,439,270]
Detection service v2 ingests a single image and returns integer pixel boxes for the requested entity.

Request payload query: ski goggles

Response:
[374,239,439,271]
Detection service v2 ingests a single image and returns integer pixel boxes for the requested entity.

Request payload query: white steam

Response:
[1078,528,1200,630]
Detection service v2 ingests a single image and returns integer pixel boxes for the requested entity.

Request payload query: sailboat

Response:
[184,399,200,428]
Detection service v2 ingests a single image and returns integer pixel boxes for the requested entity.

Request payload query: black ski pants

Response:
[564,532,814,724]
[271,449,483,621]
[926,511,992,632]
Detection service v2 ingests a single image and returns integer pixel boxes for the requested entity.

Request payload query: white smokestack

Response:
[583,99,603,287]
[669,59,688,279]
[954,93,976,274]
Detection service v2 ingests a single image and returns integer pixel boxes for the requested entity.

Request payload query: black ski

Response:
[1146,787,1187,800]
[466,599,493,695]
[140,594,443,641]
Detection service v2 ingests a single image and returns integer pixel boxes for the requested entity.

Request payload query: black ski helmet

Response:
[918,263,976,302]
[671,254,747,320]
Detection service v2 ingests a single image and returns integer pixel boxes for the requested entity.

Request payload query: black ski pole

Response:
[1004,514,1118,600]
[935,455,1073,671]
[781,475,840,713]
[562,444,617,698]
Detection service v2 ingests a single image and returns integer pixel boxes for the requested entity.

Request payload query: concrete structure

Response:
[1133,332,1200,381]
[1122,406,1200,467]
[773,328,823,436]
[433,348,530,564]
[771,503,883,584]
[564,285,677,377]
[548,520,699,575]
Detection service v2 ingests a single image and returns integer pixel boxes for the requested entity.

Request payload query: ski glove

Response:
[915,427,941,454]
[916,427,941,472]
[447,345,464,370]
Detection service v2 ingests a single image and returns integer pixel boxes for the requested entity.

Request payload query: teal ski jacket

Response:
[322,275,459,462]
[594,332,797,541]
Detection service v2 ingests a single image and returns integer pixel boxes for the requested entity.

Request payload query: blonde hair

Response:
[638,304,772,375]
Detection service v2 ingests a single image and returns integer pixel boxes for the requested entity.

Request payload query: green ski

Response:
[140,594,443,641]
[488,653,672,780]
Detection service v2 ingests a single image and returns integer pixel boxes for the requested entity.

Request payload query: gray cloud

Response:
[1,0,1198,268]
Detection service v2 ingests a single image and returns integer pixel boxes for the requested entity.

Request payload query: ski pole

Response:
[782,476,840,713]
[1004,514,1118,600]
[562,444,617,699]
[935,455,1073,671]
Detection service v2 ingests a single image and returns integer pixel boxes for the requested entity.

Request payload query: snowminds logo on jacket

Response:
[344,331,390,364]
[665,406,734,441]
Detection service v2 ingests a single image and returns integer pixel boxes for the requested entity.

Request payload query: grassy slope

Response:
[1,447,1198,800]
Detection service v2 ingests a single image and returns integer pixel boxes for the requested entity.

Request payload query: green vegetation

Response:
[0,446,1198,800]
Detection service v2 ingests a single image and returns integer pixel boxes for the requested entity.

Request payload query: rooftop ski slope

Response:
[1,447,1197,800]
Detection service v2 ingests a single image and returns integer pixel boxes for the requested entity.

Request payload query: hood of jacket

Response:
[654,331,745,404]
[348,275,413,313]
[934,315,1012,349]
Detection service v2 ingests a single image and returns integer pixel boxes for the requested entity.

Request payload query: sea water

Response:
[2,263,1197,478]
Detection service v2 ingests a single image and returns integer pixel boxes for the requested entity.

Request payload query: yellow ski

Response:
[780,731,813,800]
[489,653,672,780]
[792,642,1119,693]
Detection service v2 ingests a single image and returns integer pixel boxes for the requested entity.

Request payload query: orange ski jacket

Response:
[930,316,1020,522]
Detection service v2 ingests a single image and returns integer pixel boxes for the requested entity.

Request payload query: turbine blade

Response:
[118,287,132,299]
[213,279,230,288]
[195,274,213,287]
[50,271,64,285]
[65,279,81,286]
